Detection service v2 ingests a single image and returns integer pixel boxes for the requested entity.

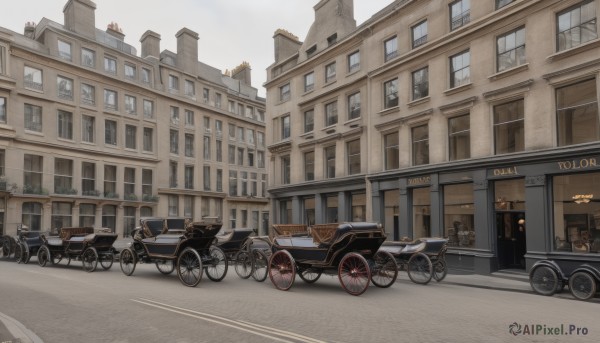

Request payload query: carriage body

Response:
[268,222,398,295]
[36,227,118,272]
[119,218,228,287]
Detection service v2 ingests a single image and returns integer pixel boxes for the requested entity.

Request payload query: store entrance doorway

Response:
[496,212,526,269]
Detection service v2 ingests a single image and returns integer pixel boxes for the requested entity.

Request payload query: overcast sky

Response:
[1,0,393,96]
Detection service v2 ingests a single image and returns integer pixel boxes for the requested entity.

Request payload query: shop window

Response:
[280,200,292,224]
[351,193,366,222]
[444,183,474,248]
[326,195,338,223]
[412,187,431,239]
[553,172,600,254]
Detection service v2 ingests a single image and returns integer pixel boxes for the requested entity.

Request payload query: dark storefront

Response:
[370,153,600,274]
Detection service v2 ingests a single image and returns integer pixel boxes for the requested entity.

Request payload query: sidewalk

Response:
[395,267,533,294]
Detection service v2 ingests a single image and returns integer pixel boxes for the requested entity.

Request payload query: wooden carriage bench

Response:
[271,224,308,238]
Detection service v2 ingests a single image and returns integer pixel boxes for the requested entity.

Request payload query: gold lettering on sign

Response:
[408,176,431,186]
[557,158,597,171]
[492,167,518,176]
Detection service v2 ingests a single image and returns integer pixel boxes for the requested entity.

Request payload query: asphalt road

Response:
[0,259,598,343]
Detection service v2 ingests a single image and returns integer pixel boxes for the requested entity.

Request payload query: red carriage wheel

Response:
[268,250,296,291]
[338,253,371,296]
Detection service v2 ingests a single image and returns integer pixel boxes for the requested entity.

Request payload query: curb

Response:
[0,312,44,343]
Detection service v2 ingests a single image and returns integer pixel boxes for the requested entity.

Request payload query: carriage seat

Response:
[217,228,254,244]
[46,237,64,246]
[271,224,308,237]
[141,219,167,238]
[315,222,382,248]
[274,237,319,248]
[59,227,94,241]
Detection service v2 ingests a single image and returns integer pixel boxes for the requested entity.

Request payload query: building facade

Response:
[265,0,600,273]
[0,0,268,237]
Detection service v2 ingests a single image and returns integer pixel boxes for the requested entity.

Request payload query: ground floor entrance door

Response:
[496,212,527,269]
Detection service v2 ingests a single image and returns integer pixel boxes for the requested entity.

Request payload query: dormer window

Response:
[306,45,317,59]
[328,33,338,46]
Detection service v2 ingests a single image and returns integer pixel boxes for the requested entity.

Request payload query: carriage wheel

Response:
[2,237,11,257]
[205,247,228,282]
[14,243,24,264]
[22,243,31,264]
[251,250,269,282]
[298,267,322,284]
[371,251,398,288]
[569,272,597,301]
[407,252,433,285]
[529,265,558,296]
[433,259,448,282]
[119,248,137,276]
[269,250,296,291]
[37,245,50,267]
[177,247,203,287]
[234,250,253,279]
[82,247,99,273]
[156,260,175,275]
[338,253,371,296]
[66,257,72,266]
[100,253,115,270]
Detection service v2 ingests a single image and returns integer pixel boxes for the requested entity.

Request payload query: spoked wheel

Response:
[338,253,371,296]
[156,260,175,275]
[298,267,322,284]
[407,252,433,285]
[99,253,115,270]
[234,250,253,279]
[177,247,203,287]
[371,251,398,288]
[37,245,50,267]
[529,265,558,296]
[269,250,296,291]
[82,247,98,273]
[119,248,137,276]
[251,249,269,282]
[569,272,597,301]
[205,247,228,282]
[14,243,24,264]
[433,259,448,282]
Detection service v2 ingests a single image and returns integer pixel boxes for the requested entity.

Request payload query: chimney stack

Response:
[24,22,36,39]
[106,22,124,41]
[273,29,302,63]
[176,28,199,73]
[63,0,96,39]
[231,62,252,86]
[140,30,161,60]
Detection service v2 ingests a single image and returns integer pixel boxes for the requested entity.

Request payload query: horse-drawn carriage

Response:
[119,217,228,287]
[215,228,271,281]
[379,237,448,284]
[268,222,398,296]
[37,227,118,272]
[529,258,600,300]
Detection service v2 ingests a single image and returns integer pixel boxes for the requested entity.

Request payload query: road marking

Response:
[132,298,326,343]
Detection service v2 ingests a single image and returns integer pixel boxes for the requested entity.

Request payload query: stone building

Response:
[0,0,268,237]
[265,0,600,273]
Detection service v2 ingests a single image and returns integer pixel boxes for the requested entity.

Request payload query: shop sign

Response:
[492,166,519,177]
[557,157,597,171]
[408,176,431,186]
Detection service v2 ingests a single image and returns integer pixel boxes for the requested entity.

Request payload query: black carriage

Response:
[529,259,600,300]
[268,222,398,296]
[37,227,118,272]
[119,218,228,287]
[214,228,271,281]
[379,238,448,285]
[1,234,19,260]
